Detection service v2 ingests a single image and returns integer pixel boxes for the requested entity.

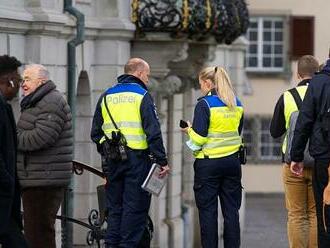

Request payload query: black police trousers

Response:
[193,153,242,248]
[314,159,330,248]
[104,150,152,248]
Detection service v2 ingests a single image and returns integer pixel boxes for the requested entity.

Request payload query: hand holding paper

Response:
[141,163,169,196]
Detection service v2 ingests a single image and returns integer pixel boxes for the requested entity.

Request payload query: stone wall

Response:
[0,1,247,247]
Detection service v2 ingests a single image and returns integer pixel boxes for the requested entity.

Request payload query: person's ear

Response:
[297,72,302,80]
[206,79,213,89]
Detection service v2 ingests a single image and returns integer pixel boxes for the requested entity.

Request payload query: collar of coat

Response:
[197,88,217,101]
[297,78,311,87]
[116,74,148,91]
[20,80,56,111]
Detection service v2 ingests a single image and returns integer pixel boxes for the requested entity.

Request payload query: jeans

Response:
[282,164,317,248]
[193,153,242,248]
[313,159,330,247]
[22,187,64,248]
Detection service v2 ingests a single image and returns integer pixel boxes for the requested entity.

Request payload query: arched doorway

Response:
[73,70,95,244]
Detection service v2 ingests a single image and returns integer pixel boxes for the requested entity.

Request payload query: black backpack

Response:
[284,88,314,167]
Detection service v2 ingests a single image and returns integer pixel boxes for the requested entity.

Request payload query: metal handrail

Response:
[56,160,106,248]
[72,160,105,179]
[56,160,152,247]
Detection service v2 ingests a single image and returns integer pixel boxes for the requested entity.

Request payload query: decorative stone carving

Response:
[131,33,188,95]
[169,42,218,91]
[149,75,183,96]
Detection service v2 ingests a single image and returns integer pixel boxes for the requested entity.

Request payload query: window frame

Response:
[246,16,286,73]
[243,115,283,164]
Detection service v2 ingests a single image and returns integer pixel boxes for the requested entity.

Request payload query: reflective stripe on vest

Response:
[191,95,243,159]
[100,83,148,150]
[281,85,308,153]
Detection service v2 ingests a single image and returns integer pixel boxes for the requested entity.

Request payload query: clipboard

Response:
[141,163,168,196]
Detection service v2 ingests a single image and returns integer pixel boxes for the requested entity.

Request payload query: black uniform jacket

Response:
[0,94,22,234]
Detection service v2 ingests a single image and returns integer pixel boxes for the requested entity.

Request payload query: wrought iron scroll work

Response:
[132,0,249,44]
[136,0,182,32]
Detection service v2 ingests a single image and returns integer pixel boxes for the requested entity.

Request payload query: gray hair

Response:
[25,64,50,81]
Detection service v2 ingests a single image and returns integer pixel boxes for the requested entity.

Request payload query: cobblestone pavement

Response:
[241,194,289,248]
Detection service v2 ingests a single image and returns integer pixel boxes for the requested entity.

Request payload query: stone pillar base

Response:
[165,217,184,248]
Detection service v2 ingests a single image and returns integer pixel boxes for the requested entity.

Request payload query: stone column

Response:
[209,36,250,96]
[132,33,189,248]
[181,85,200,248]
[169,42,219,248]
[74,0,136,245]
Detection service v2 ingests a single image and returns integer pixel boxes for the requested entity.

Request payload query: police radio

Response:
[102,95,128,163]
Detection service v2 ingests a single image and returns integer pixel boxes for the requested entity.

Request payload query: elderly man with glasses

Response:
[16,64,73,248]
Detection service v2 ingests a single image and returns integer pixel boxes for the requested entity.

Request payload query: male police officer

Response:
[91,58,170,248]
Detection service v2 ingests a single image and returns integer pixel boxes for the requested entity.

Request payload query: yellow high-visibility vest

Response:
[188,94,243,159]
[100,83,148,150]
[282,85,308,153]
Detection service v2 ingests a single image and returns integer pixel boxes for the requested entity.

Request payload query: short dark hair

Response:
[297,55,319,78]
[124,58,147,74]
[0,55,22,77]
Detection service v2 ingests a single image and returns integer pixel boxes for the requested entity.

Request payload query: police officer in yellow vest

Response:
[270,55,319,248]
[91,58,170,248]
[181,67,244,248]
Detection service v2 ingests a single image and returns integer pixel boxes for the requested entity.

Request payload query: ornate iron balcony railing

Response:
[131,0,249,44]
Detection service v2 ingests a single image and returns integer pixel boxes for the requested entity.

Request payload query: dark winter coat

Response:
[291,59,330,161]
[17,81,73,188]
[0,93,22,234]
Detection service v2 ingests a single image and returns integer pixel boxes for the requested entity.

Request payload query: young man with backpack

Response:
[291,54,330,247]
[270,55,319,248]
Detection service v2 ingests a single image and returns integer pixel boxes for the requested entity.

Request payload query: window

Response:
[259,117,282,161]
[242,118,254,161]
[243,116,282,163]
[246,17,285,72]
[290,16,314,59]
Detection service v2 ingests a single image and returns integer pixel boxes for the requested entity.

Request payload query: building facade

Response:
[0,0,250,247]
[242,0,330,193]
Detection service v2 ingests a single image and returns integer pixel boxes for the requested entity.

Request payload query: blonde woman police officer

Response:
[181,66,244,248]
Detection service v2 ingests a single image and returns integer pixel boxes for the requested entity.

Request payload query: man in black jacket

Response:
[0,55,28,248]
[291,57,330,247]
[91,58,169,248]
[270,55,319,248]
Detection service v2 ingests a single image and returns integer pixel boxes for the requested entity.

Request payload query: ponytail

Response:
[199,66,237,110]
[214,67,236,109]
